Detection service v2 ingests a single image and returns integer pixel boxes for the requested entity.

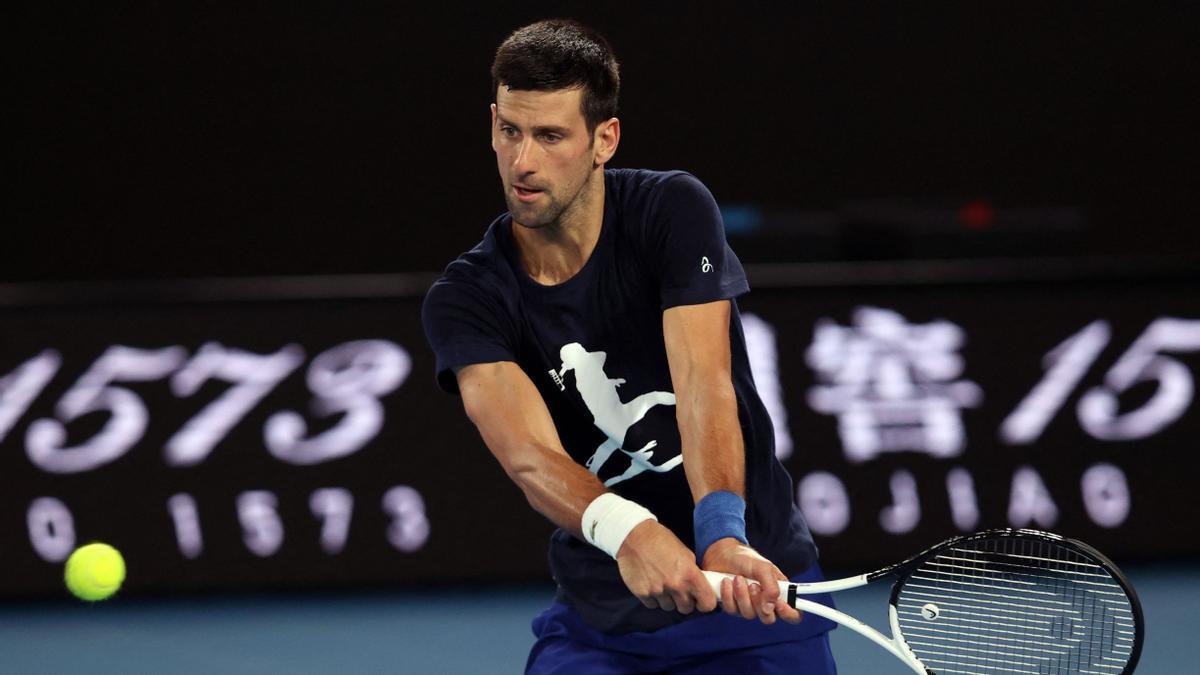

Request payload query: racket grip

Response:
[701,570,790,603]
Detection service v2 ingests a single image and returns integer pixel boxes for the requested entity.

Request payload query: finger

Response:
[692,572,718,613]
[751,564,782,622]
[639,595,658,610]
[753,563,782,607]
[747,578,776,625]
[656,593,676,613]
[671,588,695,615]
[768,578,803,624]
[720,577,738,616]
[776,602,804,624]
[732,576,757,620]
[766,568,802,623]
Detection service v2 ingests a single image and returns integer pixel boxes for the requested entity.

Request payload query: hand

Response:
[616,520,718,615]
[701,538,804,625]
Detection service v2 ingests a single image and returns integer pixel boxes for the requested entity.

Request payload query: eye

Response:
[541,133,562,144]
[500,126,518,138]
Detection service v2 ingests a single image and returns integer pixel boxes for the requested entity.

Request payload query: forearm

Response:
[458,361,609,539]
[676,379,745,503]
[496,437,664,564]
[675,376,795,623]
[501,441,607,538]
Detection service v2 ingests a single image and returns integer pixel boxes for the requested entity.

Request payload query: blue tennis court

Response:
[1,564,1192,673]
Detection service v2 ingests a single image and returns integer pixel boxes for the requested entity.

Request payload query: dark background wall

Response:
[2,17,1199,669]
[8,3,1198,282]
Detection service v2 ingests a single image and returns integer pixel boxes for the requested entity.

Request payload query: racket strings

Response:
[893,537,1137,675]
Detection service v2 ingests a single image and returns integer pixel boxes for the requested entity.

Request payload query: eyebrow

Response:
[496,115,572,136]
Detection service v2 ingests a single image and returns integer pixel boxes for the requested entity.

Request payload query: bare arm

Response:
[458,360,601,534]
[663,300,802,624]
[456,360,715,615]
[663,300,745,502]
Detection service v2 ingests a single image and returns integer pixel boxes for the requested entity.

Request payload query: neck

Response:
[511,170,606,286]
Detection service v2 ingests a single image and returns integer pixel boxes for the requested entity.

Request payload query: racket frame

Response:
[703,528,1144,675]
[703,571,928,673]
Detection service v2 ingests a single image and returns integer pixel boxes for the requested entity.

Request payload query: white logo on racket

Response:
[921,603,940,621]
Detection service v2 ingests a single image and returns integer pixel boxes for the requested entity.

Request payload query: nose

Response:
[512,137,538,176]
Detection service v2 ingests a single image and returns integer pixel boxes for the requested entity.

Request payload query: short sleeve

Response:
[650,173,750,309]
[421,276,518,393]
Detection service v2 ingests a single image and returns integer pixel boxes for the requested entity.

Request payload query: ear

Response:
[490,103,498,152]
[593,117,620,167]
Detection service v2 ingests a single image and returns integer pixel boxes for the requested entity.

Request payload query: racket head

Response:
[887,528,1143,675]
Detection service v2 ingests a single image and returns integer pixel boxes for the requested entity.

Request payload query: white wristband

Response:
[581,493,658,559]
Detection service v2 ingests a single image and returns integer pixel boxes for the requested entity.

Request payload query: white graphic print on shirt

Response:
[556,343,682,486]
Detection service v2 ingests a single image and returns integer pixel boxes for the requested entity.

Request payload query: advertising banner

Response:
[1,268,1196,596]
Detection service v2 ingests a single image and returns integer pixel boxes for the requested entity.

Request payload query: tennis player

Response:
[422,19,837,674]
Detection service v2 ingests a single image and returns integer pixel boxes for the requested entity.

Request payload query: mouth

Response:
[512,184,544,203]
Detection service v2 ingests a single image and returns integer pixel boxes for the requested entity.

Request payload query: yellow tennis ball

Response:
[64,543,126,601]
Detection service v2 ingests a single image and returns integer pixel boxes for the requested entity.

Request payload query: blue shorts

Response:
[526,567,838,675]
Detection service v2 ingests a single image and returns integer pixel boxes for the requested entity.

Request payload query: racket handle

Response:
[701,570,789,602]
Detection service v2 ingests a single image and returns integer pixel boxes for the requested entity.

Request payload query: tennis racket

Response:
[704,528,1143,674]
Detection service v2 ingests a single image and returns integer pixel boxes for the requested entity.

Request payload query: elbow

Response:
[503,450,558,516]
[502,455,540,487]
[500,444,554,502]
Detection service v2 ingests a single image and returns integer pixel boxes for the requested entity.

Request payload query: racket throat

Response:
[889,604,933,674]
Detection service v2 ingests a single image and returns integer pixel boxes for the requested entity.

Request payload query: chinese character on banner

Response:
[806,307,984,463]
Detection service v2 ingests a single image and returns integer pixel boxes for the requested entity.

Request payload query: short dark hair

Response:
[491,19,620,132]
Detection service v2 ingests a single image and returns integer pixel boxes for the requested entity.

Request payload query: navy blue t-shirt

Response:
[422,168,819,634]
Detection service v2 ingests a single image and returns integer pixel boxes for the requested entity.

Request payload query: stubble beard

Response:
[505,187,570,230]
[505,165,594,232]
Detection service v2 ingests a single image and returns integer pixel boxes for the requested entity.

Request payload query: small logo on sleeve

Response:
[700,256,713,273]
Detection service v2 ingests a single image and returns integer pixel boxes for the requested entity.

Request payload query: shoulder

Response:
[606,169,719,252]
[422,215,519,320]
[606,169,724,256]
[606,168,715,219]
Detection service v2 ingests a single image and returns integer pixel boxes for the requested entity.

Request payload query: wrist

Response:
[699,536,747,567]
[693,490,748,564]
[614,518,658,559]
[581,493,658,560]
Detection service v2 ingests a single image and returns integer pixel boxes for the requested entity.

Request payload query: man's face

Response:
[491,87,597,229]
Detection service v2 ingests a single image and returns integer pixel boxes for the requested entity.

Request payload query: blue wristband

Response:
[693,490,748,563]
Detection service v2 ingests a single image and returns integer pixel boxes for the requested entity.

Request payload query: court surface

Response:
[1,565,1193,673]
